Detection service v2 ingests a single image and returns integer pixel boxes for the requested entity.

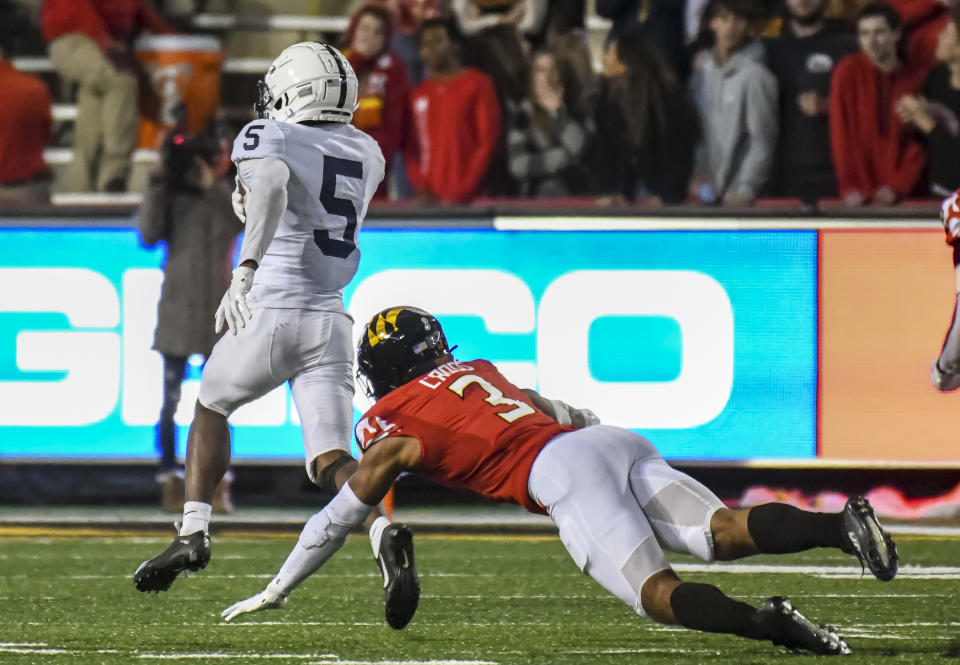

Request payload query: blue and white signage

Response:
[0,224,817,460]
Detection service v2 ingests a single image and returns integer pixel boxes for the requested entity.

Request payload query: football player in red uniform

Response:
[933,188,960,390]
[222,307,900,655]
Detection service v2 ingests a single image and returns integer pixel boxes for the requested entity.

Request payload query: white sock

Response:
[180,501,212,536]
[268,540,321,597]
[369,516,391,557]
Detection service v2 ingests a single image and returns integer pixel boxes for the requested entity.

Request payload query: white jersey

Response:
[232,119,385,311]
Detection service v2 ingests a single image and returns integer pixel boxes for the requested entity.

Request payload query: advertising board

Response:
[0,224,817,461]
[819,229,959,461]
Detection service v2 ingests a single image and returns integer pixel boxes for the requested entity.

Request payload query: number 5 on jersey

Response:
[315,155,363,259]
[448,374,535,423]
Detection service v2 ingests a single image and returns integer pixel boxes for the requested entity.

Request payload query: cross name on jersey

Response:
[418,361,475,389]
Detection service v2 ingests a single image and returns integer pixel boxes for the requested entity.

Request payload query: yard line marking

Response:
[220,621,559,628]
[314,661,498,665]
[69,574,276,580]
[672,563,960,578]
[421,594,611,601]
[3,526,958,542]
[564,648,720,656]
[418,534,556,543]
[0,647,71,654]
[138,654,338,660]
[847,622,956,627]
[805,594,948,598]
[47,564,960,582]
[886,525,960,537]
[65,572,495,580]
[137,652,499,665]
[814,573,958,580]
[834,633,917,640]
[0,642,48,647]
[219,622,380,627]
[0,527,143,538]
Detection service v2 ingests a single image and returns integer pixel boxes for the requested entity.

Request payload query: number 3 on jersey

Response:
[448,374,535,423]
[314,155,363,259]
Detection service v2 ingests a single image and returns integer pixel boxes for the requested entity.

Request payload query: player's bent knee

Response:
[313,452,357,494]
[640,569,681,625]
[709,508,738,559]
[710,508,755,561]
[195,398,230,419]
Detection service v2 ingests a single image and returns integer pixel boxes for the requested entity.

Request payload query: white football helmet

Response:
[255,42,359,124]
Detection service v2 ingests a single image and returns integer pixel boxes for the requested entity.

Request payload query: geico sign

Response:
[0,267,288,428]
[0,268,733,430]
[0,268,121,426]
[349,269,734,428]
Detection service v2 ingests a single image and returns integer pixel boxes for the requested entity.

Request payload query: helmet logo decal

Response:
[367,307,404,347]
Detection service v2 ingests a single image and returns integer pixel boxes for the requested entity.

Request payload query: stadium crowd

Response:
[1,0,959,207]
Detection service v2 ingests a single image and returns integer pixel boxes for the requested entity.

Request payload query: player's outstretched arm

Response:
[521,389,599,429]
[221,437,420,621]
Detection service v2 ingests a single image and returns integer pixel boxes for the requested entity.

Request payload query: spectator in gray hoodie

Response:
[689,0,778,205]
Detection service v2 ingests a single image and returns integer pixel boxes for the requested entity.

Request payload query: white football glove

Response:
[215,266,255,335]
[232,175,247,224]
[221,587,287,622]
[574,408,600,428]
[549,399,600,429]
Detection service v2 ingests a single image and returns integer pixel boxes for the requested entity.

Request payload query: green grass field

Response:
[1,530,958,664]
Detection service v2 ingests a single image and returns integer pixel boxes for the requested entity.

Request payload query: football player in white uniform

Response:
[134,42,420,630]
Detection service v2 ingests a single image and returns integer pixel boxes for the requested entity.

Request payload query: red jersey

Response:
[346,49,411,194]
[42,0,174,51]
[354,359,573,514]
[404,69,500,203]
[829,52,928,198]
[0,61,51,185]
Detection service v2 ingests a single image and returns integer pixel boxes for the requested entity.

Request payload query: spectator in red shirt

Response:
[405,18,501,204]
[0,14,52,204]
[344,4,412,199]
[41,0,174,192]
[830,2,928,205]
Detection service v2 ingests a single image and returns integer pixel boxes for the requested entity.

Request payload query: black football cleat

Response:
[840,496,898,581]
[376,524,420,629]
[754,596,851,656]
[134,530,211,593]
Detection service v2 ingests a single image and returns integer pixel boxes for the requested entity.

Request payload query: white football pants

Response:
[198,307,355,482]
[527,425,724,616]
